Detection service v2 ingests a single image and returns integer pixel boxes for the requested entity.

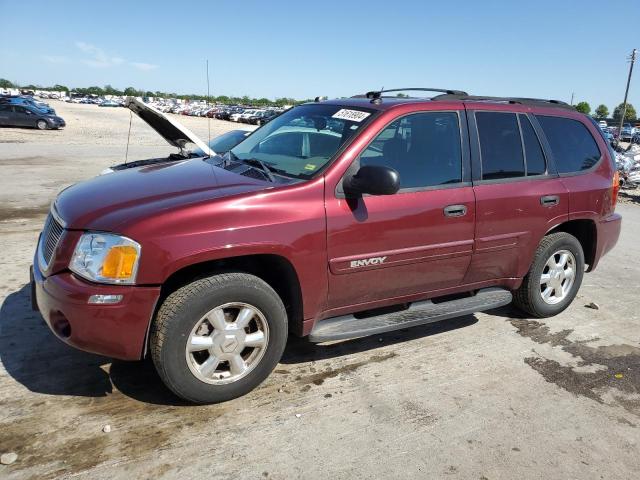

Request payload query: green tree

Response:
[613,102,637,121]
[0,78,15,88]
[51,84,69,92]
[124,87,142,97]
[104,84,123,96]
[595,104,609,119]
[575,101,591,115]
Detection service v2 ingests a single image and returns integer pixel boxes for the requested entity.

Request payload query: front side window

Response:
[536,115,601,173]
[229,104,375,178]
[359,112,462,189]
[476,112,525,179]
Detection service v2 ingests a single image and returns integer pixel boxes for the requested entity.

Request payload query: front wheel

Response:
[150,273,288,404]
[513,232,585,318]
[36,119,48,130]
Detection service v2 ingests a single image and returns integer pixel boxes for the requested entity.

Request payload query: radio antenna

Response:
[206,59,212,156]
[125,109,133,164]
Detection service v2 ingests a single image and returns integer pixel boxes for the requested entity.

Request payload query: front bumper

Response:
[32,252,160,360]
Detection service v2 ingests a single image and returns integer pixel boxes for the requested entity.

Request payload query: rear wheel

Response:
[150,273,288,404]
[513,232,584,317]
[36,119,48,130]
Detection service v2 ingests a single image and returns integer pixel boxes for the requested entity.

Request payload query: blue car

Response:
[0,96,56,115]
[0,103,65,129]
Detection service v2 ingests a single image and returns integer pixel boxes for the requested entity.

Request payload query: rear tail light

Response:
[612,170,620,208]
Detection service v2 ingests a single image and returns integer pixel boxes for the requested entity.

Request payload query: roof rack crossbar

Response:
[362,88,469,100]
[431,94,574,110]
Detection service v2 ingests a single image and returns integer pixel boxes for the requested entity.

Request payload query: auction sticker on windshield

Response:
[332,109,371,122]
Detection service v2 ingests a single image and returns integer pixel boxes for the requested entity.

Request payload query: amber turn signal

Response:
[101,245,139,279]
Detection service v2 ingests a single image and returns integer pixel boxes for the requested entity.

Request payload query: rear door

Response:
[325,109,475,309]
[464,109,569,283]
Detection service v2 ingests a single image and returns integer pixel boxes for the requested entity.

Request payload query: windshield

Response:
[228,104,375,178]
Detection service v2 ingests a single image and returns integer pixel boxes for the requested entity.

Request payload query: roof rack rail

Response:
[355,88,469,101]
[431,94,575,110]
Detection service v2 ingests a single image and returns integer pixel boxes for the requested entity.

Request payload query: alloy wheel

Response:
[540,249,576,305]
[185,302,269,385]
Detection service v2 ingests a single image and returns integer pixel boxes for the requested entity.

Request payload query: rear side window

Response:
[476,112,524,179]
[536,115,601,173]
[519,114,546,175]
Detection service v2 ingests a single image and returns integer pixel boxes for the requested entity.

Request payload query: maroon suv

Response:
[32,88,622,403]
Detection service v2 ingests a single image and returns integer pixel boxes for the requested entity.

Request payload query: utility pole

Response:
[570,92,574,105]
[619,48,637,137]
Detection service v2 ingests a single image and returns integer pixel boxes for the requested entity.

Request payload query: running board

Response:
[309,288,512,342]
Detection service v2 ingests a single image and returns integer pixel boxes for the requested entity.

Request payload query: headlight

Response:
[70,233,141,285]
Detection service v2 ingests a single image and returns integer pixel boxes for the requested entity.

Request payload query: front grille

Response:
[40,213,64,267]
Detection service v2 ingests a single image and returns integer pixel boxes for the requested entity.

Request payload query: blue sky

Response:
[1,0,639,111]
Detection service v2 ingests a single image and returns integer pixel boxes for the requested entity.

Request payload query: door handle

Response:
[443,204,467,217]
[540,195,560,207]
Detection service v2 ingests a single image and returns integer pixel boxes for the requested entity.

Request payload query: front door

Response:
[325,109,475,310]
[0,104,12,126]
[12,106,33,127]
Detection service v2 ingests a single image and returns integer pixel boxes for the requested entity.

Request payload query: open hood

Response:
[124,97,214,156]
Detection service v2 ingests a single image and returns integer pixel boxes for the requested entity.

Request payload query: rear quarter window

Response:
[536,115,601,173]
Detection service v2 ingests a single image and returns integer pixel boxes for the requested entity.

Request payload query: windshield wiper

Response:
[240,158,276,182]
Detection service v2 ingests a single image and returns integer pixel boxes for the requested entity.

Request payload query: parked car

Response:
[0,103,65,129]
[0,95,56,115]
[31,88,621,404]
[621,123,635,141]
[598,120,607,129]
[247,110,276,125]
[229,109,248,122]
[256,110,279,126]
[99,100,120,107]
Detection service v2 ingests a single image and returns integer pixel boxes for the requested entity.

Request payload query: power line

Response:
[619,48,637,137]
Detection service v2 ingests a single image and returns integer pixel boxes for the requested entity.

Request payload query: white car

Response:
[599,120,607,129]
[230,110,249,122]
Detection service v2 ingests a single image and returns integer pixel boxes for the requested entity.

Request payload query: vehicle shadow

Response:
[0,284,187,406]
[1,283,482,405]
[0,284,113,397]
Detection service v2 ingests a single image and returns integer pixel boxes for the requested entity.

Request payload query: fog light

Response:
[88,294,123,305]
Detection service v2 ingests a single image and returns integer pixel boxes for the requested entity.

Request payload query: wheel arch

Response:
[143,253,304,358]
[546,219,597,270]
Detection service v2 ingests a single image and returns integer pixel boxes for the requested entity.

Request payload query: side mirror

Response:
[344,165,400,196]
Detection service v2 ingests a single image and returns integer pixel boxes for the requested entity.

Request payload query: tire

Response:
[36,120,48,130]
[513,232,585,318]
[150,273,287,404]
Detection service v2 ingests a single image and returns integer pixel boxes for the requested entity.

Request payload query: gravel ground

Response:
[0,102,639,479]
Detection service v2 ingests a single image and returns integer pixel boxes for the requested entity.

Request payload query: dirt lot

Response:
[1,101,639,479]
